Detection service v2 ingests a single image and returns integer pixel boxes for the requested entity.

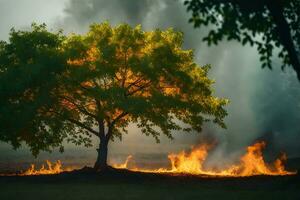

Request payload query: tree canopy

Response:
[184,0,300,79]
[0,23,228,169]
[0,24,67,155]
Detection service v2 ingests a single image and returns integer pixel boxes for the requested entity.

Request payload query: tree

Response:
[0,23,228,170]
[184,0,300,80]
[0,24,67,155]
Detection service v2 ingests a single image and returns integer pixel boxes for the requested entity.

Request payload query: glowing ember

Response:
[113,141,297,176]
[20,160,73,176]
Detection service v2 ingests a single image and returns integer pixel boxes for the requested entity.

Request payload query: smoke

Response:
[56,0,300,160]
[0,0,67,41]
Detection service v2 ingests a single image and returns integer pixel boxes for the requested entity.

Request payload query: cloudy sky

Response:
[1,0,300,168]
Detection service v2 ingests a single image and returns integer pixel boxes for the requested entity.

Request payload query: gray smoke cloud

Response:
[0,0,299,169]
[0,0,67,41]
[57,0,300,160]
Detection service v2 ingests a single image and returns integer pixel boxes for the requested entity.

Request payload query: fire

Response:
[4,141,295,177]
[113,155,133,169]
[20,160,72,176]
[114,141,297,176]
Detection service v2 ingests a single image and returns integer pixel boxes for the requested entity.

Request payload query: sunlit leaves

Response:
[60,22,227,142]
[0,22,228,156]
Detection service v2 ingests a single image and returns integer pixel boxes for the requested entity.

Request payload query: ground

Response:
[0,167,299,200]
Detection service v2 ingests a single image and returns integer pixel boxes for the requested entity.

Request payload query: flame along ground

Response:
[19,160,74,176]
[14,141,296,177]
[113,141,297,177]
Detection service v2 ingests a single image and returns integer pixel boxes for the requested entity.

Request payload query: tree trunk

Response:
[94,139,109,170]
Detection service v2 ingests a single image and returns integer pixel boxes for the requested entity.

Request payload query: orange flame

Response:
[114,141,297,176]
[113,155,133,169]
[20,160,73,176]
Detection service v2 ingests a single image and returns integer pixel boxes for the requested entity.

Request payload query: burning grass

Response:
[113,141,297,177]
[0,160,78,176]
[2,141,297,177]
[20,160,75,176]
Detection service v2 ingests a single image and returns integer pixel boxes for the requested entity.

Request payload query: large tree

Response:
[184,0,300,79]
[0,23,228,170]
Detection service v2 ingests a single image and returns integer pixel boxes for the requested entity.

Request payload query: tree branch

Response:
[59,95,97,119]
[66,117,99,137]
[126,76,145,90]
[106,111,128,140]
[49,109,99,137]
[122,50,128,88]
[267,1,300,79]
[125,81,152,96]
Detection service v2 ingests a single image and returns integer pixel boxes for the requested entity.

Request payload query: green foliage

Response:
[0,22,228,156]
[184,0,300,74]
[0,24,67,155]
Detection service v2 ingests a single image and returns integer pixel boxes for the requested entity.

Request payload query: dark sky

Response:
[1,0,300,167]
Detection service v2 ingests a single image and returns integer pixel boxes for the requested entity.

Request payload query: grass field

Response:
[0,168,299,200]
